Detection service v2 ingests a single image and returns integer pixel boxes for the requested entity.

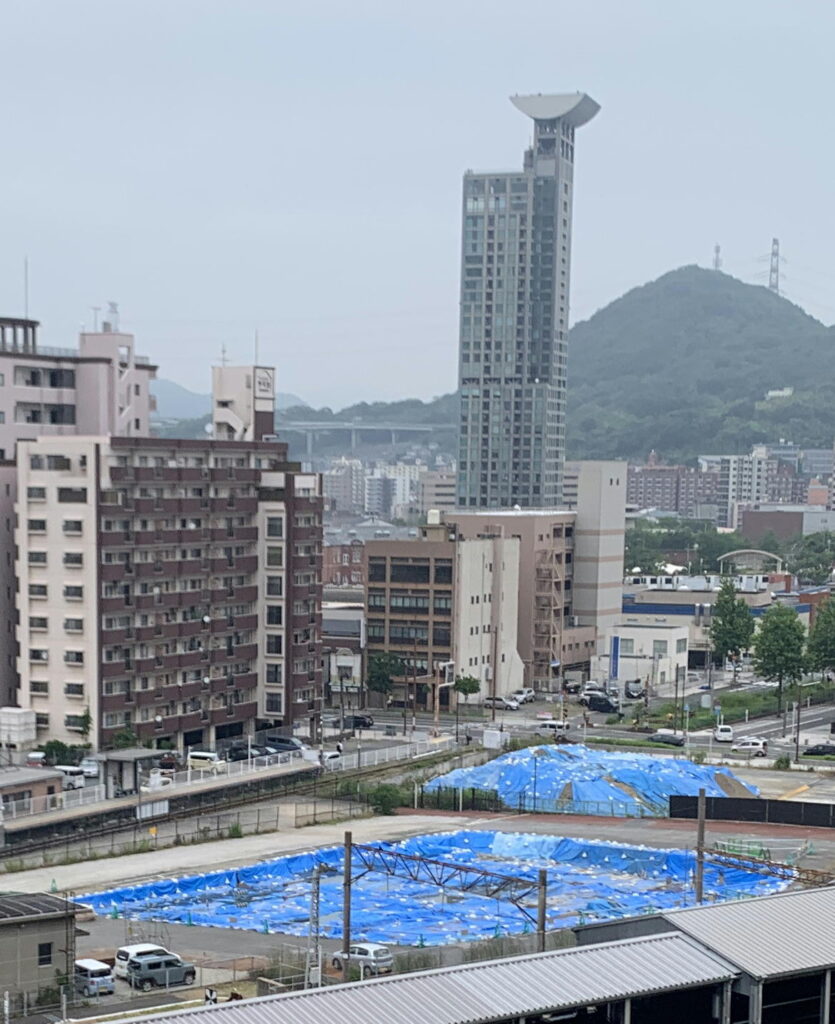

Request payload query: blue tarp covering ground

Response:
[80,828,786,946]
[423,744,759,815]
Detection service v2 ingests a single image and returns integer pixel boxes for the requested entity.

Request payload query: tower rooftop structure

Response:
[510,92,600,126]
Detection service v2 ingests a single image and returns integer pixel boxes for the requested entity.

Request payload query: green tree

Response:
[112,728,139,749]
[785,532,835,585]
[366,652,406,695]
[752,603,806,714]
[709,578,755,683]
[624,523,663,574]
[453,675,480,703]
[78,706,93,739]
[807,598,835,676]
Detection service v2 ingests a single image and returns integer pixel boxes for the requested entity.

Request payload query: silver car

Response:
[332,942,394,979]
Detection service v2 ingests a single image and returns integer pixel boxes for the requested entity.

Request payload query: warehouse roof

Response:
[662,886,835,980]
[105,933,736,1024]
[0,893,79,922]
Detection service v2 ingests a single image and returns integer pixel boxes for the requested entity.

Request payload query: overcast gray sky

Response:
[2,0,834,408]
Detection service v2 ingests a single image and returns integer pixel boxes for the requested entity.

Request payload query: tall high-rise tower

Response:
[457,93,600,508]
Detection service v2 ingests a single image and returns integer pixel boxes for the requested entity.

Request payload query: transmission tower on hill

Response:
[712,244,722,271]
[768,238,781,294]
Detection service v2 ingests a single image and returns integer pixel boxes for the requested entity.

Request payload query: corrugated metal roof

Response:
[105,933,736,1024]
[664,886,835,979]
[0,893,78,921]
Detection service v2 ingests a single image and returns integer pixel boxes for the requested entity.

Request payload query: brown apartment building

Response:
[15,367,323,750]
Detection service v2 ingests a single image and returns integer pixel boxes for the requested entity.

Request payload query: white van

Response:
[54,765,85,790]
[114,943,171,979]
[535,720,571,738]
[187,751,227,774]
[74,958,115,997]
[713,724,734,743]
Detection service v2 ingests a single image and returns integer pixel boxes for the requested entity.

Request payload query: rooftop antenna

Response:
[107,301,120,330]
[23,256,29,318]
[220,343,228,367]
[768,238,780,294]
[254,329,259,367]
[712,244,722,271]
[90,307,101,331]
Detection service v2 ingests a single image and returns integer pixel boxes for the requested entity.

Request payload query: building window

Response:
[266,635,283,655]
[266,517,283,538]
[28,551,47,565]
[265,693,282,714]
[63,520,83,535]
[27,519,46,533]
[64,651,84,665]
[266,576,283,597]
[63,552,84,567]
[30,681,49,695]
[652,640,668,658]
[29,649,48,663]
[676,637,687,654]
[65,714,87,731]
[35,713,49,728]
[266,606,282,626]
[57,487,87,503]
[30,617,48,631]
[266,546,283,568]
[64,618,84,633]
[28,583,47,599]
[619,638,634,655]
[266,663,282,684]
[64,683,85,698]
[37,943,53,967]
[64,585,83,600]
[27,486,46,501]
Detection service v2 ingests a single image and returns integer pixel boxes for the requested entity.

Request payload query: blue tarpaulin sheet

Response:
[423,744,758,815]
[80,828,785,946]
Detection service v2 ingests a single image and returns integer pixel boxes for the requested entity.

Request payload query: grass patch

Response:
[649,680,835,731]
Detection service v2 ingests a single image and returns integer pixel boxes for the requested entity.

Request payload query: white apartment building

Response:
[593,623,689,690]
[0,316,156,704]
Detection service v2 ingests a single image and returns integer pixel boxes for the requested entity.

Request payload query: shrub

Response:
[773,754,791,770]
[367,783,407,815]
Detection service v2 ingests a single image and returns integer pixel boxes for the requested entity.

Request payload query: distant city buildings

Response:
[457,93,600,509]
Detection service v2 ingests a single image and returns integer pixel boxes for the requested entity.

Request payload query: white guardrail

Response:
[0,734,455,823]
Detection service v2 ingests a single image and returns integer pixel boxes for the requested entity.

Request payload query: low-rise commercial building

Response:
[365,517,524,705]
[593,622,689,690]
[0,893,79,1015]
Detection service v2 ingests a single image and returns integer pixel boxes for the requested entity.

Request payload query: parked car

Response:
[623,679,646,700]
[578,684,607,707]
[483,695,519,711]
[115,944,172,979]
[320,750,342,770]
[331,942,394,979]
[713,725,734,743]
[535,720,571,738]
[186,751,227,773]
[74,959,115,997]
[342,714,374,729]
[154,752,182,773]
[79,756,101,779]
[512,688,536,704]
[25,751,47,768]
[803,744,835,757]
[731,737,768,757]
[265,735,308,754]
[227,743,272,762]
[126,953,196,991]
[54,765,85,789]
[586,693,621,714]
[649,732,685,747]
[562,680,582,695]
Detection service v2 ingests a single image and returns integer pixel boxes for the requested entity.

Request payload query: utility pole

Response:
[695,788,706,904]
[712,244,722,271]
[305,864,322,988]
[342,831,352,970]
[536,868,547,952]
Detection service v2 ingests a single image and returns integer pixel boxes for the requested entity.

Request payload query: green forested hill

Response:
[566,266,835,461]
